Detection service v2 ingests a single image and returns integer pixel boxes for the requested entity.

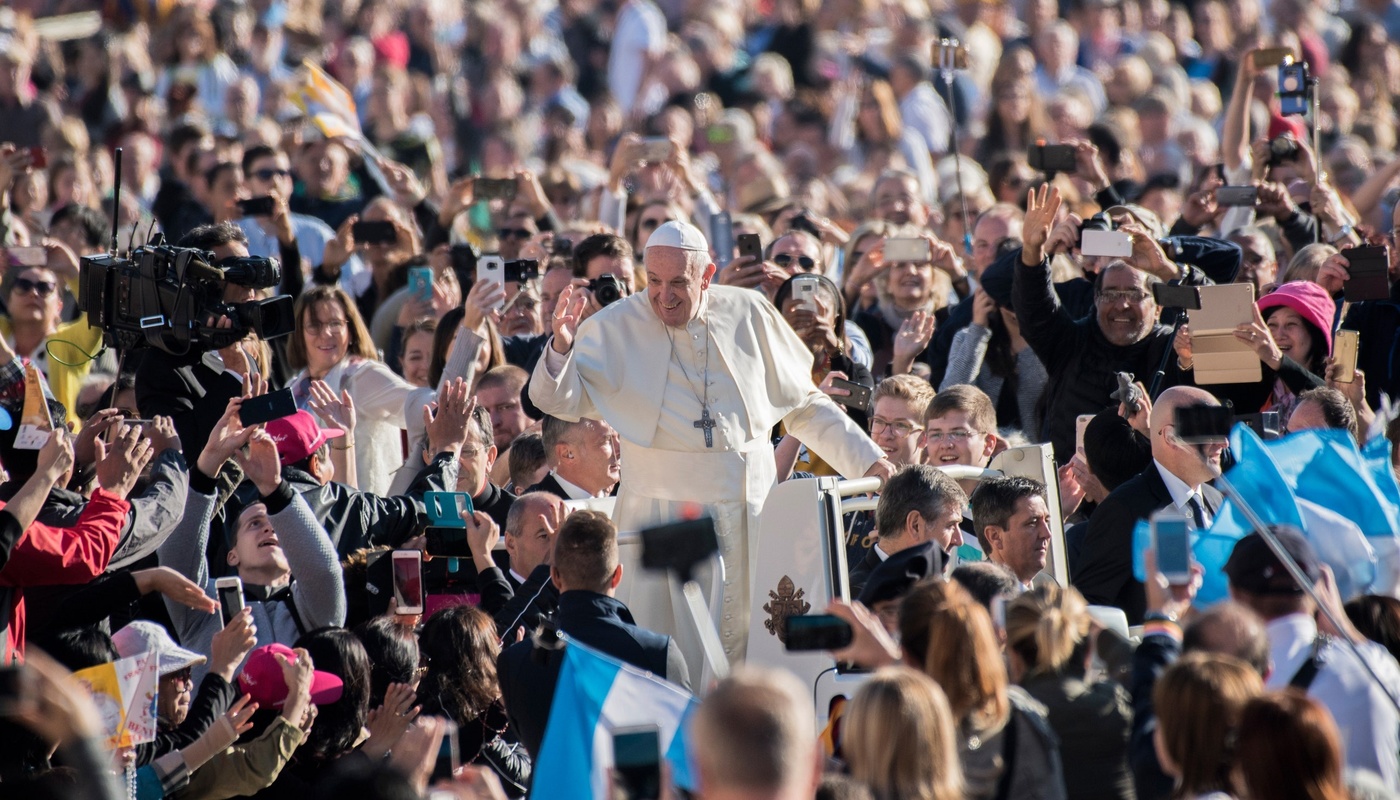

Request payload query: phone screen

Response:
[408,267,434,303]
[217,580,244,626]
[431,720,460,782]
[1154,515,1192,582]
[392,551,424,613]
[613,728,662,800]
[784,614,855,651]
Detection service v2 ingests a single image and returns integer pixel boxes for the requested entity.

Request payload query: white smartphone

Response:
[1151,509,1194,585]
[477,255,505,312]
[392,550,424,615]
[1075,414,1094,459]
[792,274,821,312]
[215,576,244,627]
[1080,229,1134,258]
[634,137,673,163]
[884,237,931,262]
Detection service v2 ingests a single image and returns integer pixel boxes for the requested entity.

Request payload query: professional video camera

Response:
[77,236,295,355]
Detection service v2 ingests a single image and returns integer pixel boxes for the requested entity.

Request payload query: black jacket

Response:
[1012,256,1189,464]
[1071,462,1222,623]
[134,672,239,767]
[1019,671,1136,800]
[134,349,245,457]
[487,563,559,642]
[497,591,690,758]
[525,473,570,501]
[847,547,883,599]
[1341,280,1400,410]
[1128,632,1181,800]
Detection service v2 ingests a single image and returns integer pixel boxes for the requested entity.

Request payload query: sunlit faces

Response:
[921,410,995,468]
[987,494,1052,582]
[1095,265,1157,347]
[870,397,925,466]
[1265,306,1315,368]
[401,329,434,388]
[645,247,715,328]
[301,299,351,379]
[871,174,928,227]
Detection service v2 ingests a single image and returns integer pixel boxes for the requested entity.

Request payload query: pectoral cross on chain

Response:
[694,407,716,448]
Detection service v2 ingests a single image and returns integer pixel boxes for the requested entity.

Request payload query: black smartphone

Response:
[640,517,719,577]
[449,243,476,274]
[828,377,872,412]
[1342,245,1390,302]
[431,719,460,782]
[239,387,297,426]
[784,614,854,651]
[424,527,472,558]
[1235,411,1282,440]
[352,220,398,245]
[1028,143,1076,173]
[1174,404,1233,443]
[737,232,763,262]
[613,726,662,800]
[1215,186,1258,207]
[475,177,517,200]
[1152,283,1202,310]
[237,196,276,217]
[504,259,541,283]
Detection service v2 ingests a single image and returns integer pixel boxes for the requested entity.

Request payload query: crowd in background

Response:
[2,0,1400,797]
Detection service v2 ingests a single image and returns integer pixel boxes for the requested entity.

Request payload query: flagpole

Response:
[1192,446,1400,716]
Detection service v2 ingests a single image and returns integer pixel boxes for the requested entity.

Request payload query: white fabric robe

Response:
[530,285,883,683]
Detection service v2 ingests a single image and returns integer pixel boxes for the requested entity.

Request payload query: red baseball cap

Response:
[237,643,344,708]
[266,411,346,466]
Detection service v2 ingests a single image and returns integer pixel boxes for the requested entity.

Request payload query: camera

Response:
[588,274,623,307]
[77,237,294,354]
[503,259,540,284]
[1267,136,1300,166]
[1080,212,1113,234]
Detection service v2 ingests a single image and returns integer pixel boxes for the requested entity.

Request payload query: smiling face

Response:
[871,174,928,227]
[401,330,434,387]
[921,410,995,469]
[870,396,925,466]
[1095,265,1158,347]
[884,259,935,309]
[301,299,350,378]
[1265,306,1315,368]
[645,247,715,328]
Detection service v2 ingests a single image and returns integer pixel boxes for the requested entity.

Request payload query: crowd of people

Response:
[2,0,1400,797]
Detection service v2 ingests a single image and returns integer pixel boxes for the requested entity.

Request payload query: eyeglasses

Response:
[167,667,193,684]
[305,319,348,336]
[497,228,533,240]
[773,253,817,271]
[640,217,674,231]
[923,428,978,443]
[12,278,55,297]
[1098,289,1150,303]
[252,168,291,181]
[871,418,922,437]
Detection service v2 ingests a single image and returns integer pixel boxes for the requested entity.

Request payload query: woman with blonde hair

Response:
[899,579,1066,800]
[1005,584,1135,800]
[844,667,963,800]
[1153,652,1264,799]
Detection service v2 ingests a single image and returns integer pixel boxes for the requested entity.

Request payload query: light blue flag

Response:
[530,639,698,800]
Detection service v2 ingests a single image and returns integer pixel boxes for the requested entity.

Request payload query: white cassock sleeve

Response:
[782,391,885,479]
[529,337,602,422]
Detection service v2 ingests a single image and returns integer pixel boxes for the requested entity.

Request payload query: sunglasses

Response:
[12,277,55,297]
[773,253,817,271]
[497,228,533,240]
[252,168,291,181]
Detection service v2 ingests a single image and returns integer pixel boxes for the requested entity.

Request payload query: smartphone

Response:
[352,220,398,245]
[1253,47,1294,68]
[237,196,276,217]
[215,576,244,627]
[1174,404,1233,443]
[1151,510,1193,584]
[1028,143,1077,173]
[477,255,506,311]
[1080,229,1134,258]
[504,258,540,284]
[1333,329,1359,384]
[7,246,46,268]
[238,387,296,426]
[1152,283,1202,310]
[1342,246,1390,302]
[431,719,460,782]
[408,266,434,303]
[391,550,424,615]
[474,177,517,200]
[792,274,821,312]
[449,243,476,274]
[1215,185,1258,207]
[711,210,734,268]
[933,39,969,70]
[612,726,662,800]
[1278,62,1310,116]
[784,614,854,651]
[828,377,873,412]
[737,232,763,262]
[884,237,931,263]
[27,147,46,170]
[1075,414,1094,459]
[634,137,673,163]
[425,527,472,558]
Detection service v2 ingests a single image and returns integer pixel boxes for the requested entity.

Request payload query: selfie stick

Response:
[1188,443,1400,715]
[1310,73,1322,245]
[937,40,973,257]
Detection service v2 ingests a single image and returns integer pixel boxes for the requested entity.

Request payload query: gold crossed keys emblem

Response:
[763,575,811,644]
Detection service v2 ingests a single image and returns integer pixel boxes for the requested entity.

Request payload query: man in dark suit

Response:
[849,465,966,597]
[1073,386,1224,623]
[497,510,689,757]
[527,416,620,500]
[463,491,567,640]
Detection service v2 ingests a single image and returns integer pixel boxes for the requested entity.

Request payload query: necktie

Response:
[1186,494,1209,529]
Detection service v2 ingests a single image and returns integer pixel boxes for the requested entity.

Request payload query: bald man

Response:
[1071,386,1225,623]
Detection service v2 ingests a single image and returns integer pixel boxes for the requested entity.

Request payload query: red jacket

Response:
[0,488,130,662]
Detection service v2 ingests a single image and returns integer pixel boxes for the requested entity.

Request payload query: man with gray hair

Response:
[850,465,966,596]
[531,220,893,682]
[530,415,621,500]
[691,667,822,800]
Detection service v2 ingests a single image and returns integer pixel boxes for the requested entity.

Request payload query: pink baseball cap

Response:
[237,643,344,708]
[266,411,346,466]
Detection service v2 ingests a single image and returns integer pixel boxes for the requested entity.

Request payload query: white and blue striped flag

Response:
[530,639,698,799]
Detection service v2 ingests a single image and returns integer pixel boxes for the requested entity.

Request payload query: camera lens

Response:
[591,275,622,307]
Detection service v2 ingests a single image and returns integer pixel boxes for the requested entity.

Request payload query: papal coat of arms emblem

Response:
[763,575,811,643]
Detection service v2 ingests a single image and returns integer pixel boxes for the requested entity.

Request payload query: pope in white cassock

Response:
[530,220,894,682]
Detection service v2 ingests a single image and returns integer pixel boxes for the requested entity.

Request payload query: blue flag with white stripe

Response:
[530,639,698,799]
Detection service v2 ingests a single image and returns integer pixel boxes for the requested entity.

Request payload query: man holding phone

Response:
[237,145,339,287]
[1322,200,1400,409]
